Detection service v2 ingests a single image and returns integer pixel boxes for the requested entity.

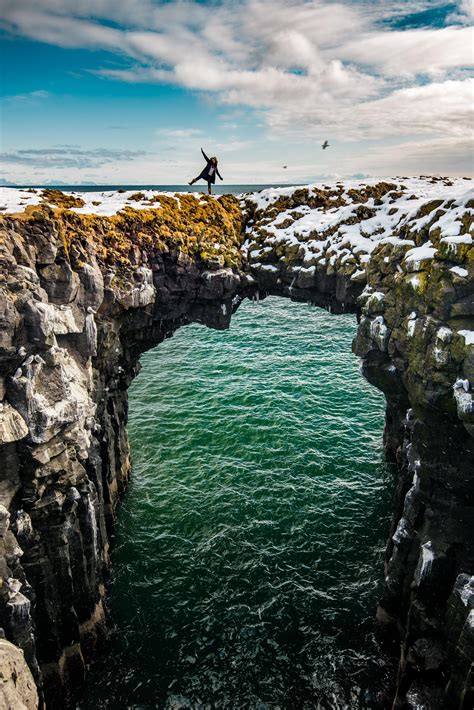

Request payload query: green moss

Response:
[450,329,473,363]
[4,192,244,285]
[438,240,473,264]
[346,182,397,204]
[414,200,444,218]
[41,189,85,209]
[274,218,295,229]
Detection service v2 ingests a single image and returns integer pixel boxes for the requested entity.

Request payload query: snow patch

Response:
[459,330,474,346]
[419,541,434,581]
[404,241,437,265]
[441,235,472,245]
[450,266,468,278]
[436,327,452,344]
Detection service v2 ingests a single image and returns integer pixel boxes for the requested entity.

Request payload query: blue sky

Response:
[1,0,473,184]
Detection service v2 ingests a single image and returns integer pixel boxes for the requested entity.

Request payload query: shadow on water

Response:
[78,297,394,709]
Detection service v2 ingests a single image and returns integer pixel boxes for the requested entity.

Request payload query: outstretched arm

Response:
[217,168,223,180]
[201,147,210,162]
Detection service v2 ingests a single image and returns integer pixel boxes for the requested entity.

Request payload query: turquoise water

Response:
[79,297,393,709]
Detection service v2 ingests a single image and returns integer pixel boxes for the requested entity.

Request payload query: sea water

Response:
[78,297,393,709]
[24,184,300,195]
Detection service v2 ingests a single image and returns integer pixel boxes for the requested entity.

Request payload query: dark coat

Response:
[198,148,223,184]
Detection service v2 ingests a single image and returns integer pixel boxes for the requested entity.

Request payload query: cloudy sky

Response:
[1,0,473,184]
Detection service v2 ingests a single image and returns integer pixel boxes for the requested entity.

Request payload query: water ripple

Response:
[79,297,393,710]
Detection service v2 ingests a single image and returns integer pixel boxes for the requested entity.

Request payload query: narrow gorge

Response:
[0,178,473,709]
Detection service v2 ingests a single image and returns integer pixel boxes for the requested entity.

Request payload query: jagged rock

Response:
[198,268,240,299]
[38,262,80,304]
[77,263,104,311]
[8,348,95,445]
[0,404,28,443]
[444,574,474,706]
[23,301,84,347]
[116,267,155,308]
[0,638,38,709]
[0,445,21,510]
[0,505,10,539]
[0,504,39,697]
[0,300,20,352]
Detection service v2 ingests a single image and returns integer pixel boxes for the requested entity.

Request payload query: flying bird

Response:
[283,165,288,169]
[322,140,329,149]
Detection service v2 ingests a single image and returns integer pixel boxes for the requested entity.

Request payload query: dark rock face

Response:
[0,182,472,709]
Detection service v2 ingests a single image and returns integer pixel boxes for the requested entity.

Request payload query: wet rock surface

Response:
[0,180,472,708]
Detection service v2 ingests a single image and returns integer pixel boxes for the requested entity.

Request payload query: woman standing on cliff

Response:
[189,148,223,194]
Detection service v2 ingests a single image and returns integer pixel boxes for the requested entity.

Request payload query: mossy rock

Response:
[451,332,472,363]
[347,182,397,204]
[274,218,295,229]
[438,240,473,264]
[414,200,444,219]
[42,189,85,209]
[10,192,244,287]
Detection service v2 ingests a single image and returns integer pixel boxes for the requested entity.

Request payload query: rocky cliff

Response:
[0,179,472,708]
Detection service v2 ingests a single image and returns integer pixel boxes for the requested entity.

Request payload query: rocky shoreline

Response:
[0,179,472,708]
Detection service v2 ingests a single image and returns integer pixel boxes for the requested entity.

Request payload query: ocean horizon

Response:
[3,183,305,196]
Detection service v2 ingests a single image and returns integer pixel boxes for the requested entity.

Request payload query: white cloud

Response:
[361,135,474,175]
[336,26,473,77]
[448,0,474,23]
[2,0,473,180]
[0,146,147,169]
[460,0,474,20]
[2,8,123,50]
[327,79,474,140]
[157,128,203,139]
[4,89,51,101]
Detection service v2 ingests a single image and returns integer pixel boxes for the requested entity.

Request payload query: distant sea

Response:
[14,184,302,196]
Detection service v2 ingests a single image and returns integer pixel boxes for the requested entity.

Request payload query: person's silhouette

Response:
[189,148,223,194]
